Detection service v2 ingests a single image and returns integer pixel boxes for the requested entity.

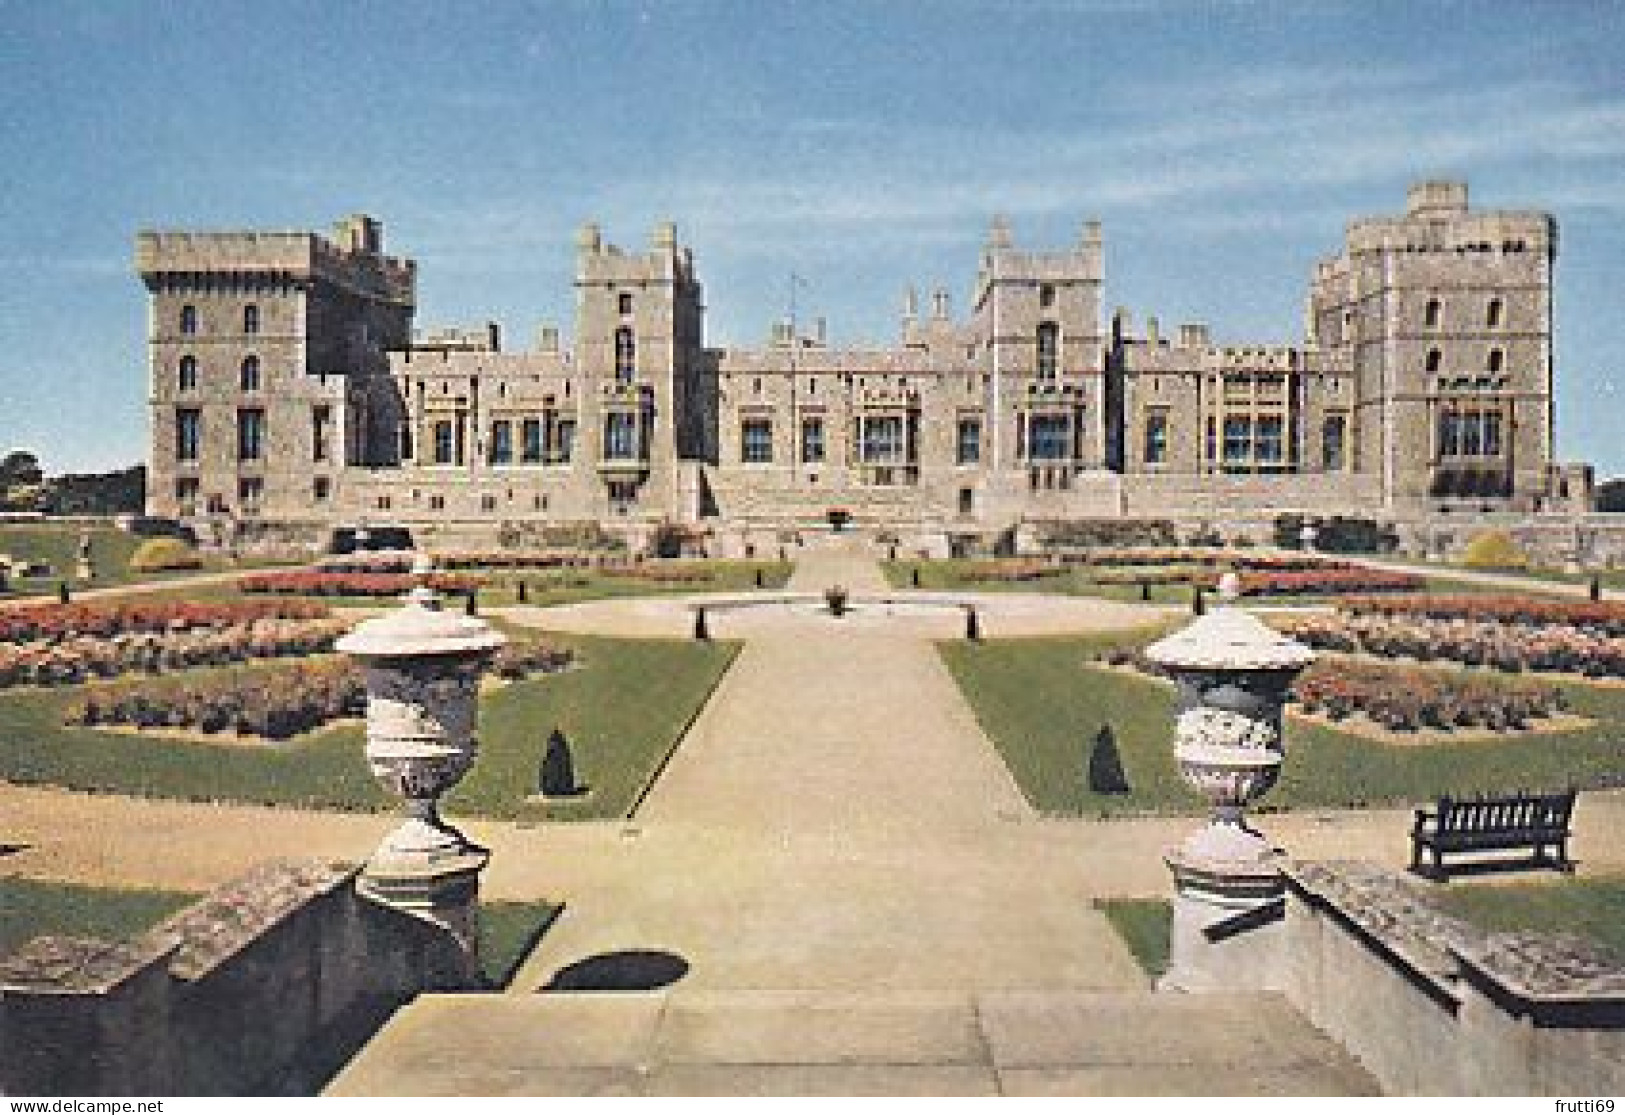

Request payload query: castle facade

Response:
[137,181,1593,554]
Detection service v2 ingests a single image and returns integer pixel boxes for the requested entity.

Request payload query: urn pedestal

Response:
[336,558,505,986]
[1144,579,1315,992]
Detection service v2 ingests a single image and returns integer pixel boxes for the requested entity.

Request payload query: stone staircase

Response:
[326,988,1379,1096]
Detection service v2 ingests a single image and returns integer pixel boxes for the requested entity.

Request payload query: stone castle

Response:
[136,180,1597,555]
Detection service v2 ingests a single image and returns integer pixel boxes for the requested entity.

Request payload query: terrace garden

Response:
[0,587,737,819]
[941,626,1625,818]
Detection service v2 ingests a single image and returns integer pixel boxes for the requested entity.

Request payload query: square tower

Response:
[136,216,415,536]
[1305,181,1556,512]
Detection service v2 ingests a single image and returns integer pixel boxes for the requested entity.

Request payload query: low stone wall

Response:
[0,860,465,1096]
[1277,861,1625,1095]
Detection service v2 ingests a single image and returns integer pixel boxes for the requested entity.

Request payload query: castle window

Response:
[433,420,455,465]
[178,355,197,391]
[1036,322,1059,380]
[556,419,576,462]
[490,420,513,465]
[1424,299,1441,329]
[175,409,201,462]
[861,416,904,464]
[430,495,445,511]
[618,292,633,316]
[481,494,497,512]
[236,408,265,462]
[1255,416,1284,463]
[1028,414,1070,461]
[238,477,263,507]
[801,418,825,464]
[375,496,391,511]
[614,326,635,383]
[239,355,261,392]
[1322,415,1347,471]
[313,477,331,502]
[175,477,198,512]
[521,418,543,463]
[243,304,260,335]
[957,418,982,465]
[1486,299,1503,329]
[959,487,974,515]
[604,412,638,460]
[1144,413,1168,465]
[1039,284,1055,309]
[1425,348,1442,374]
[741,418,773,463]
[312,405,331,462]
[1222,417,1251,464]
[180,305,198,335]
[207,494,228,514]
[1487,348,1504,374]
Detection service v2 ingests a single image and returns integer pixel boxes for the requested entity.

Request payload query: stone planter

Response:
[1144,576,1315,989]
[336,555,505,982]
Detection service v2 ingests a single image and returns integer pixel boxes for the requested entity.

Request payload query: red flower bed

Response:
[960,559,1067,583]
[238,571,482,597]
[597,563,717,584]
[0,598,329,646]
[1239,568,1422,597]
[1341,594,1625,637]
[1283,612,1625,679]
[0,617,353,689]
[64,639,575,740]
[1291,659,1564,732]
[1098,647,1565,733]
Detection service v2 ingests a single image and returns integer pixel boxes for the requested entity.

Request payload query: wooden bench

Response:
[1410,789,1577,879]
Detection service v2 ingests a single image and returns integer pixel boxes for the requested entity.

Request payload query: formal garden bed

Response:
[1097,648,1575,738]
[236,559,792,606]
[60,640,573,741]
[1283,594,1625,679]
[939,629,1625,818]
[0,599,348,689]
[888,555,1422,600]
[0,629,736,820]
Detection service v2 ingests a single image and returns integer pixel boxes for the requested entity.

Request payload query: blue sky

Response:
[2,0,1622,475]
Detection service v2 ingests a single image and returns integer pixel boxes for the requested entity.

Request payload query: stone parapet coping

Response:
[1285,859,1625,1019]
[0,858,357,992]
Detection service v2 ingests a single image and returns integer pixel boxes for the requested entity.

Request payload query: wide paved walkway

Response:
[506,540,1144,994]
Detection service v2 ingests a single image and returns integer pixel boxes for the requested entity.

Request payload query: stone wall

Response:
[1272,861,1625,1095]
[0,860,464,1096]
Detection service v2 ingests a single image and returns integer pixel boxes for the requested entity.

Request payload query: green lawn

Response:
[0,633,738,820]
[1096,898,1172,981]
[0,523,146,594]
[1434,876,1625,963]
[479,900,562,987]
[0,876,197,957]
[939,632,1625,817]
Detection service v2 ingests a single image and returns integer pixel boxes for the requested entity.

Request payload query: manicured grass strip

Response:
[939,634,1625,817]
[1096,898,1172,981]
[479,900,562,988]
[450,634,738,821]
[1434,877,1625,963]
[0,876,198,957]
[0,633,737,820]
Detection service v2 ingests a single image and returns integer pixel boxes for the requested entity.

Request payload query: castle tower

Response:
[1305,181,1556,511]
[136,216,415,535]
[572,221,707,518]
[973,217,1105,484]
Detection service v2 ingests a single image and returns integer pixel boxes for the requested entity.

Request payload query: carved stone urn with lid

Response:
[336,554,505,980]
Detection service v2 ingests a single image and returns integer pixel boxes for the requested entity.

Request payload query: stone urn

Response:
[336,555,505,976]
[1144,574,1315,989]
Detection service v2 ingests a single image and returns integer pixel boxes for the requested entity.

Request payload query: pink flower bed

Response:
[0,598,328,646]
[238,571,482,597]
